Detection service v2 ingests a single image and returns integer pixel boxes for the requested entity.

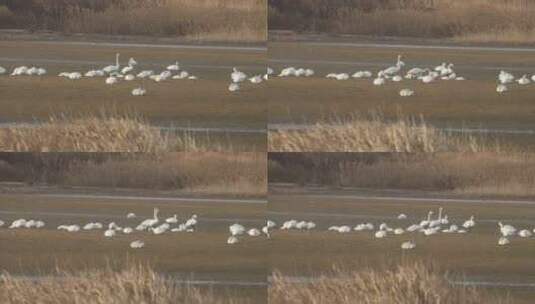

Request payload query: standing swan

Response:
[103,53,120,74]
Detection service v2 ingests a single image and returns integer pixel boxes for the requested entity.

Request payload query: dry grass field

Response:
[268,189,535,303]
[0,153,266,196]
[269,43,535,128]
[0,41,266,128]
[269,0,535,44]
[270,262,510,304]
[0,112,266,152]
[268,42,535,151]
[0,191,266,275]
[0,0,266,42]
[0,263,259,304]
[268,114,496,152]
[0,40,267,151]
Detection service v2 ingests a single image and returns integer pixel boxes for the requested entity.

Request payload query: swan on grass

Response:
[399,88,414,97]
[130,240,145,249]
[248,228,261,237]
[228,83,240,92]
[498,222,516,237]
[103,53,120,74]
[401,240,416,250]
[230,223,245,236]
[131,87,146,96]
[498,237,510,246]
[227,236,239,244]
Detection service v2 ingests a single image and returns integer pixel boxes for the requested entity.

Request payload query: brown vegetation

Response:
[0,0,266,42]
[270,262,510,304]
[269,152,535,197]
[269,0,535,43]
[0,153,267,196]
[0,263,246,304]
[268,114,495,152]
[0,112,241,152]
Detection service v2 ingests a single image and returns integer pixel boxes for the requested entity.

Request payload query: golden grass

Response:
[268,114,492,152]
[269,0,535,43]
[0,112,239,152]
[0,153,267,196]
[268,152,535,197]
[4,0,266,42]
[270,262,510,304]
[0,263,245,304]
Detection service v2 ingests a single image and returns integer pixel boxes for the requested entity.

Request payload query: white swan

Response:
[498,222,516,237]
[130,240,145,249]
[498,237,510,246]
[10,219,27,229]
[127,213,136,219]
[429,207,443,228]
[172,71,189,79]
[375,230,387,238]
[227,236,239,244]
[167,61,180,71]
[248,228,261,237]
[397,213,407,220]
[394,228,405,235]
[137,70,154,78]
[228,83,240,92]
[230,223,245,236]
[462,216,475,229]
[104,229,116,237]
[401,240,416,250]
[139,208,160,228]
[517,75,530,85]
[382,55,405,76]
[352,70,372,78]
[262,225,270,238]
[103,53,120,74]
[518,229,532,238]
[499,70,514,84]
[399,88,414,97]
[105,76,118,85]
[392,75,403,82]
[231,68,247,83]
[419,211,433,227]
[185,215,198,229]
[166,215,178,224]
[249,75,263,84]
[131,87,146,96]
[152,223,169,235]
[0,66,6,75]
[496,84,508,94]
[279,67,296,77]
[373,77,385,86]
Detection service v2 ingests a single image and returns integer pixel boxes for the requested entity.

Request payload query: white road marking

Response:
[29,193,266,204]
[13,40,266,52]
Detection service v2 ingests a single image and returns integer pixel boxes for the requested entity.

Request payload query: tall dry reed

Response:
[0,112,237,152]
[0,153,267,196]
[269,0,535,43]
[270,262,510,304]
[268,114,492,152]
[1,0,266,42]
[0,263,245,304]
[268,152,535,197]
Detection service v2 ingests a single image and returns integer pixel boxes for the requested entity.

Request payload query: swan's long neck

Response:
[116,53,120,68]
[427,212,432,221]
[153,209,159,220]
[438,208,443,220]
